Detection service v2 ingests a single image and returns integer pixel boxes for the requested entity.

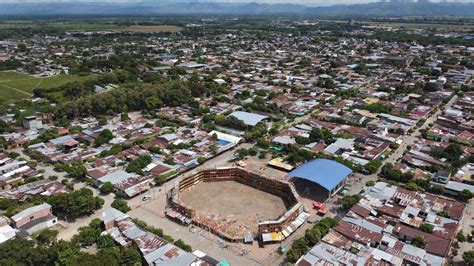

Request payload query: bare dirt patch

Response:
[119,25,182,33]
[180,180,287,237]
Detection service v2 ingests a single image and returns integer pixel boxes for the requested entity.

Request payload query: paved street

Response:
[15,148,67,181]
[127,142,252,208]
[129,205,261,266]
[377,94,458,173]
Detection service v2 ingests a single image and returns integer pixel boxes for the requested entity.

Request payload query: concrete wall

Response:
[169,168,303,242]
[14,207,51,228]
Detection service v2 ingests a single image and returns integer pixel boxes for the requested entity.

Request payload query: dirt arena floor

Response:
[179,180,288,237]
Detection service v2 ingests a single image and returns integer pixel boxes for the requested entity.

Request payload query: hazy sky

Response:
[0,0,375,5]
[0,0,376,3]
[1,0,472,5]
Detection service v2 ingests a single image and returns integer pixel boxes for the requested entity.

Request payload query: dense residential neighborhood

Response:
[0,13,472,266]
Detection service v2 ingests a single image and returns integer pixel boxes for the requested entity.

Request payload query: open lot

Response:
[180,180,288,237]
[0,71,93,104]
[118,25,182,33]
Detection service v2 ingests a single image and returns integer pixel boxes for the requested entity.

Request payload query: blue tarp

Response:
[289,159,352,191]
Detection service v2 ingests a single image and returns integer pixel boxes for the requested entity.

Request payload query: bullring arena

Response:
[166,167,308,244]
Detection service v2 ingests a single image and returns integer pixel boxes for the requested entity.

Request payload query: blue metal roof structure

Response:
[289,159,352,191]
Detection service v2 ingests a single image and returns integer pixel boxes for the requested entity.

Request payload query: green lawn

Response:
[0,71,93,104]
[48,22,126,31]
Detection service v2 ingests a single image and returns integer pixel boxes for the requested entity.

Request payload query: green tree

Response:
[154,174,168,186]
[381,163,414,183]
[337,194,361,210]
[287,238,309,263]
[120,113,130,121]
[148,146,161,154]
[0,120,13,134]
[75,227,99,246]
[66,161,87,180]
[463,251,474,264]
[48,188,103,219]
[111,199,131,214]
[419,223,434,234]
[411,236,427,248]
[309,128,335,144]
[174,239,192,252]
[287,248,303,264]
[120,246,141,266]
[456,230,466,242]
[97,234,115,249]
[0,238,54,265]
[459,189,473,202]
[126,155,152,175]
[304,227,322,246]
[73,218,103,246]
[365,160,382,174]
[64,82,87,99]
[34,229,58,246]
[95,129,114,147]
[197,157,206,164]
[403,182,419,191]
[145,96,162,110]
[235,148,249,158]
[366,180,375,186]
[17,43,28,53]
[55,240,83,266]
[100,182,114,194]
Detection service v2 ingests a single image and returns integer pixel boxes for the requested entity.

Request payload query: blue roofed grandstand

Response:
[289,159,353,198]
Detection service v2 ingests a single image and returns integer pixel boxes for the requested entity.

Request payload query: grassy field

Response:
[0,21,126,31]
[0,22,185,32]
[0,71,93,104]
[117,25,182,33]
[315,19,474,32]
[364,22,474,32]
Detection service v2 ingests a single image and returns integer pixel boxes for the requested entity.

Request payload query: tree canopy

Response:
[48,188,104,219]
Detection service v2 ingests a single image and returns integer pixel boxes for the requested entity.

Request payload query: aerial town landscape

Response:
[0,0,473,265]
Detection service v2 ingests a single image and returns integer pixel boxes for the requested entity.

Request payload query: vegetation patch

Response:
[0,71,93,104]
[118,25,182,33]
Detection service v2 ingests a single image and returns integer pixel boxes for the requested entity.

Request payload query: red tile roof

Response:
[393,223,450,257]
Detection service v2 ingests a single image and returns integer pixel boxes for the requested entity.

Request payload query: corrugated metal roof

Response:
[98,170,135,185]
[229,111,268,127]
[11,203,51,222]
[289,159,352,191]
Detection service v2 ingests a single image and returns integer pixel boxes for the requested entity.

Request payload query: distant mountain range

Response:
[0,2,473,16]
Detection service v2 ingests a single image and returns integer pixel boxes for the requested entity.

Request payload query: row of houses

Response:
[0,203,57,244]
[102,207,221,265]
[297,182,466,265]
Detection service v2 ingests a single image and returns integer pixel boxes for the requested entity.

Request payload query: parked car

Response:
[318,206,328,216]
